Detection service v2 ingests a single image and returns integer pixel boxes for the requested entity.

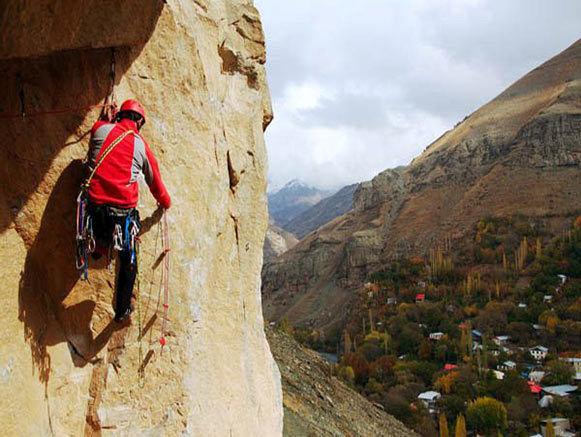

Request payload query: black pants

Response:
[88,204,140,318]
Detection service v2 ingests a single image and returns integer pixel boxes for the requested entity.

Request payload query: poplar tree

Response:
[344,330,352,355]
[546,419,556,437]
[439,413,449,437]
[455,414,466,437]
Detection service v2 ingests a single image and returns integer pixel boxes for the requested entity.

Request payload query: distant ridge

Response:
[283,183,359,239]
[267,179,332,227]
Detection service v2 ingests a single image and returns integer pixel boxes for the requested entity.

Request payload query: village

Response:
[287,217,581,436]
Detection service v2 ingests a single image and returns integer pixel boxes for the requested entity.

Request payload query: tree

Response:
[342,353,370,385]
[280,317,292,334]
[344,330,352,355]
[435,371,459,394]
[439,413,449,437]
[339,365,355,383]
[466,397,507,435]
[455,414,466,437]
[419,340,432,360]
[545,419,556,437]
[370,355,395,383]
[542,360,574,385]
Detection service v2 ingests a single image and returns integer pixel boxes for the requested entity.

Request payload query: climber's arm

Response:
[140,139,171,209]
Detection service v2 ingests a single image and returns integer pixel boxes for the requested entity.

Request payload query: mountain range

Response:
[284,183,359,239]
[267,179,333,227]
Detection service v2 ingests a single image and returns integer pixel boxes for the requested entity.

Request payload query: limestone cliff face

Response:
[263,39,581,334]
[0,1,282,436]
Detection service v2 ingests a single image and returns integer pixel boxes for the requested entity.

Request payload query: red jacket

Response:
[86,119,171,209]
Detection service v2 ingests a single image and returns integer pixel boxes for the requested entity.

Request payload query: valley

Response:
[263,39,581,436]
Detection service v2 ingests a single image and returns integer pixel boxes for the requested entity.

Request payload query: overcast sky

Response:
[255,0,581,192]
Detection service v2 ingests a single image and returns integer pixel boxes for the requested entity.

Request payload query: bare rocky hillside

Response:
[264,222,300,263]
[266,326,415,437]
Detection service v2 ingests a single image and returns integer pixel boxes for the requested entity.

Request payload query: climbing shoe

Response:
[114,304,134,323]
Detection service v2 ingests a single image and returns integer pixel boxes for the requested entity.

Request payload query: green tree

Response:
[280,317,292,334]
[339,365,355,383]
[542,360,574,385]
[439,413,449,437]
[466,397,507,435]
[455,413,466,437]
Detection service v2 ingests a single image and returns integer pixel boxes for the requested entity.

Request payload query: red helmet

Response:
[120,99,146,123]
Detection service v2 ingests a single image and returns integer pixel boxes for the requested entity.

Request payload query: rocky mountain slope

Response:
[264,222,300,263]
[0,1,282,435]
[285,183,359,239]
[262,39,581,335]
[268,179,332,227]
[266,326,414,437]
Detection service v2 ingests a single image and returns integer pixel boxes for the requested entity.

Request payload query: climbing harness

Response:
[75,129,135,279]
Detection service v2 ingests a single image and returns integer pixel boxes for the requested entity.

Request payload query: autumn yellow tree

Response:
[546,419,556,437]
[439,413,449,437]
[344,330,352,355]
[455,414,466,437]
[436,371,459,394]
[280,317,292,334]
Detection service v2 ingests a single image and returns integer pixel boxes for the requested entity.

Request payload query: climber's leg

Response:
[115,248,136,322]
[88,204,112,259]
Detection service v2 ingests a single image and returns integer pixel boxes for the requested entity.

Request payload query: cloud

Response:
[255,0,581,192]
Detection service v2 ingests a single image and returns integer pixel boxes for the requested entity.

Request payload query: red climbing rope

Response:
[159,210,171,352]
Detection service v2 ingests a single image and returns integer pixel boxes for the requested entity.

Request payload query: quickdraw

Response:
[75,193,92,280]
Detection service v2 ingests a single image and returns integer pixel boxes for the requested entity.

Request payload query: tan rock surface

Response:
[0,1,282,435]
[262,39,581,335]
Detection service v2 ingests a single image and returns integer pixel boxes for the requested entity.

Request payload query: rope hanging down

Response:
[159,210,171,352]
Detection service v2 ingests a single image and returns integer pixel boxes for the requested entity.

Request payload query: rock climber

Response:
[85,99,171,322]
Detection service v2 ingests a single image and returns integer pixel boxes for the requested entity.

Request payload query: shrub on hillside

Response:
[466,397,507,435]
